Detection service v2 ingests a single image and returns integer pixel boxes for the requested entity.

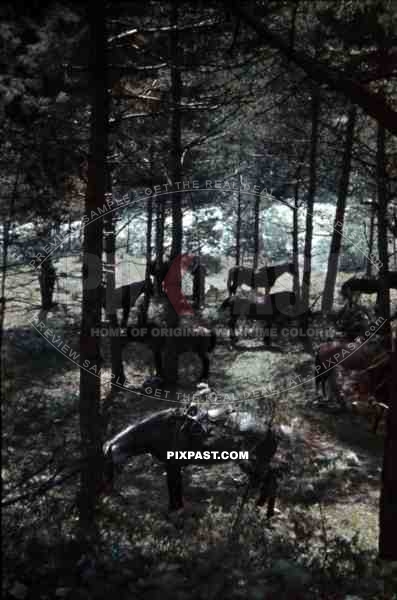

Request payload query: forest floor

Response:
[3,257,397,600]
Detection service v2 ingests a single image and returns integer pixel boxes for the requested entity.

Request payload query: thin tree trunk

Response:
[322,105,356,313]
[236,174,242,266]
[0,167,18,405]
[302,88,320,310]
[378,121,396,562]
[141,148,154,323]
[366,202,376,277]
[252,172,261,272]
[104,184,126,392]
[164,0,183,384]
[78,0,108,537]
[379,334,397,561]
[292,175,301,302]
[376,124,390,340]
[156,198,165,261]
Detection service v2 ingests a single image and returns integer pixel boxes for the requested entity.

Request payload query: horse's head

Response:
[100,442,125,495]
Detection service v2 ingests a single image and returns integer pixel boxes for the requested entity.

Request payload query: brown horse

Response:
[221,291,310,346]
[125,322,217,381]
[341,272,397,307]
[227,263,295,295]
[101,280,152,327]
[314,338,390,429]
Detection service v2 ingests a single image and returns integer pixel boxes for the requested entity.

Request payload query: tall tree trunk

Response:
[292,175,301,302]
[376,124,391,341]
[236,174,242,266]
[155,196,165,261]
[78,0,108,537]
[365,201,376,277]
[0,167,18,405]
[153,196,165,296]
[322,105,356,313]
[164,0,183,384]
[378,122,396,562]
[379,334,397,561]
[302,88,320,310]
[104,183,126,393]
[252,173,261,272]
[141,148,154,323]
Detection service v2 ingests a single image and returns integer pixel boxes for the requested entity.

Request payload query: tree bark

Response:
[302,88,320,310]
[104,186,126,392]
[78,0,108,536]
[379,335,397,561]
[164,0,183,384]
[322,105,356,313]
[236,173,242,266]
[376,124,391,341]
[292,174,301,302]
[141,150,154,324]
[0,167,18,405]
[252,172,261,272]
[365,201,376,277]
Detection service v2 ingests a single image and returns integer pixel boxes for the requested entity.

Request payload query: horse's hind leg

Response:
[153,349,163,378]
[199,352,210,381]
[166,465,183,511]
[257,467,278,519]
[121,290,130,328]
[229,317,237,345]
[263,319,271,346]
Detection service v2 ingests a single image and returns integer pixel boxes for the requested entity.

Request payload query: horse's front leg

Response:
[121,290,130,328]
[166,464,183,511]
[153,349,163,378]
[263,319,271,346]
[229,317,237,345]
[256,467,278,519]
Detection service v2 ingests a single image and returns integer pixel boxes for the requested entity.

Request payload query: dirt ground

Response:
[2,256,397,599]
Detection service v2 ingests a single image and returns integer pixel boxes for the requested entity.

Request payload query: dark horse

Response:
[102,406,290,517]
[340,277,381,307]
[341,273,397,307]
[220,291,310,346]
[125,322,216,381]
[101,280,152,328]
[227,263,295,296]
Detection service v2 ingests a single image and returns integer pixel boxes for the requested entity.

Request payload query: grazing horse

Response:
[102,280,152,328]
[227,263,295,295]
[125,322,216,381]
[314,338,389,419]
[220,291,310,346]
[341,277,381,307]
[102,406,290,516]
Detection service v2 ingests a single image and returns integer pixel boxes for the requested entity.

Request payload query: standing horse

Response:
[102,280,152,327]
[102,406,290,516]
[220,291,310,346]
[125,322,217,381]
[314,338,389,423]
[227,263,295,295]
[340,277,381,307]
